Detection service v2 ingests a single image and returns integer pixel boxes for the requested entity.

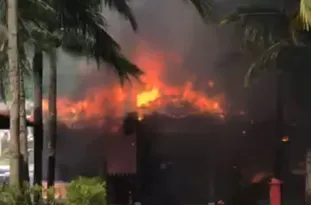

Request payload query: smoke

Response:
[44,0,283,118]
[40,0,289,119]
[42,0,297,185]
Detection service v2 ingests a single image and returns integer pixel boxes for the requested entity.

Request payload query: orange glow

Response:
[281,136,289,143]
[38,41,225,127]
[251,172,272,183]
[137,88,160,107]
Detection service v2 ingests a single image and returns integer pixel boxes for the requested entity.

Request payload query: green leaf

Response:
[300,0,311,30]
[244,41,288,87]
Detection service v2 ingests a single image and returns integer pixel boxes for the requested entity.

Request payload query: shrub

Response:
[0,177,107,205]
[0,182,59,205]
[66,177,107,205]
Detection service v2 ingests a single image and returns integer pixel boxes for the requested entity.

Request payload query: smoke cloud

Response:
[41,0,298,190]
[43,0,285,118]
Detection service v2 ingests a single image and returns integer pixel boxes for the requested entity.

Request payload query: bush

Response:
[66,177,107,205]
[0,183,57,205]
[0,177,107,205]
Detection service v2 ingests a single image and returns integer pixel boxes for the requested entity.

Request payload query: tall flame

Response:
[39,41,225,127]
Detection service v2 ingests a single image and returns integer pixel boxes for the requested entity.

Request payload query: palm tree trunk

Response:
[306,149,311,205]
[302,106,311,205]
[33,47,43,186]
[47,47,57,188]
[19,67,29,182]
[273,73,284,179]
[7,0,21,187]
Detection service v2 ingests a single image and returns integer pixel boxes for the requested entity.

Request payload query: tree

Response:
[0,0,33,185]
[7,0,21,187]
[42,0,143,188]
[2,0,215,188]
[18,33,31,183]
[13,0,143,186]
[220,0,311,203]
[32,48,43,186]
[19,60,29,183]
[46,47,57,187]
[43,0,214,188]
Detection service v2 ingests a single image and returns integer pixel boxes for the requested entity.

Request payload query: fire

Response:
[251,172,272,183]
[39,41,225,127]
[137,88,160,107]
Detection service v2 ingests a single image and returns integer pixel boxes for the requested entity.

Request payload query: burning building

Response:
[39,40,302,203]
[41,39,225,177]
[123,110,299,205]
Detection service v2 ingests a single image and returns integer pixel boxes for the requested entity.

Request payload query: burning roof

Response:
[39,41,225,128]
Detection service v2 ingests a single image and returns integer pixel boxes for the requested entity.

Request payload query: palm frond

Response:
[102,0,137,30]
[62,28,143,82]
[52,0,143,80]
[52,0,109,32]
[103,52,143,84]
[19,0,57,30]
[184,0,214,21]
[244,41,288,87]
[220,7,292,50]
[299,0,311,30]
[18,0,142,81]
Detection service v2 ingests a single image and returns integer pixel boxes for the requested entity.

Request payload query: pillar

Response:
[269,178,282,205]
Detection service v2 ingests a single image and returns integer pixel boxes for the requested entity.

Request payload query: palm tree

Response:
[2,0,215,187]
[32,47,43,186]
[220,0,311,202]
[14,0,143,186]
[46,47,57,187]
[7,0,21,187]
[0,4,34,185]
[42,0,215,187]
[19,61,29,183]
[42,0,143,188]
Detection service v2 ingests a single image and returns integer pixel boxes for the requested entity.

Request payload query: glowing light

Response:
[281,136,289,143]
[136,88,160,107]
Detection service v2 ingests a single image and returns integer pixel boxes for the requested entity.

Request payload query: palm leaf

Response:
[51,0,142,80]
[244,41,288,87]
[61,29,143,82]
[300,0,311,30]
[102,0,137,30]
[220,6,293,50]
[18,0,143,81]
[220,5,308,87]
[184,0,214,21]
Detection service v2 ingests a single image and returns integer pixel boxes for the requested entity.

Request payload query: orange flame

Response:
[39,41,225,127]
[137,88,160,107]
